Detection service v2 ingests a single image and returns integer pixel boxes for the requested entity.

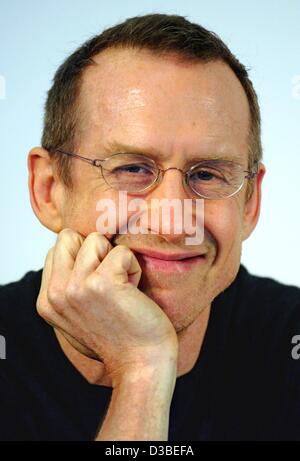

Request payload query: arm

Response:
[96,360,177,441]
[36,230,179,440]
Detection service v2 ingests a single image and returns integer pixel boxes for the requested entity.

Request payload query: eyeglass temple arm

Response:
[244,161,259,179]
[54,149,103,167]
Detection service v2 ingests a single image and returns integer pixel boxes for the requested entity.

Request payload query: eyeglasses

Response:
[54,149,258,199]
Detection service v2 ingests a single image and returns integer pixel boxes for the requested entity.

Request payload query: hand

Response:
[37,229,178,386]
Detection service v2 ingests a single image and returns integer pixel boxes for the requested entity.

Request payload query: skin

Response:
[27,48,265,390]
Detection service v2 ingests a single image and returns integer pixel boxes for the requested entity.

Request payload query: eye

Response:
[111,164,153,176]
[112,163,154,175]
[191,170,216,181]
[189,168,224,182]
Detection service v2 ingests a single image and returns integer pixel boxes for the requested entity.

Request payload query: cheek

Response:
[61,189,132,239]
[61,188,117,237]
[63,204,99,236]
[204,198,244,258]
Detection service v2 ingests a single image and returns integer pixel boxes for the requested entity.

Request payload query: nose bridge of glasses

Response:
[159,166,194,191]
[150,166,190,199]
[159,166,187,184]
[161,166,185,174]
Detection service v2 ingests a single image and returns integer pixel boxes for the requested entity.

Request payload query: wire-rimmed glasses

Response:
[53,148,258,199]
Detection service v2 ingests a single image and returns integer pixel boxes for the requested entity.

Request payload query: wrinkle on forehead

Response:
[78,49,250,158]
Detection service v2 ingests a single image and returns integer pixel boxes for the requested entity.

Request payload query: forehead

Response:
[78,48,250,161]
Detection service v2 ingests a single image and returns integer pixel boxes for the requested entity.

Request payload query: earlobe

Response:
[28,147,64,233]
[242,163,266,241]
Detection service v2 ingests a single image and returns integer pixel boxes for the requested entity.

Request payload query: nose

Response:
[146,168,191,241]
[151,167,188,200]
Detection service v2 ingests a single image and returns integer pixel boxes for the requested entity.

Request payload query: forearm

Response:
[95,362,177,441]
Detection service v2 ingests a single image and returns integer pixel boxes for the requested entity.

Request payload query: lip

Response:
[132,248,207,273]
[131,248,206,260]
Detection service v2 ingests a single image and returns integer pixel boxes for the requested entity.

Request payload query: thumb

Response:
[97,245,142,287]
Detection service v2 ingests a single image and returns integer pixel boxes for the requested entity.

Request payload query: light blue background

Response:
[0,0,299,285]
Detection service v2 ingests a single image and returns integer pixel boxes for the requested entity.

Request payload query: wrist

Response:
[111,352,178,393]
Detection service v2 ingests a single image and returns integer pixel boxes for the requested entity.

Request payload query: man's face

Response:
[58,48,261,332]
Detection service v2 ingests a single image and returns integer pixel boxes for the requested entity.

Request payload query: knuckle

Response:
[57,228,83,245]
[57,228,75,239]
[47,283,65,313]
[113,244,136,267]
[36,294,45,315]
[65,280,84,305]
[86,273,107,295]
[115,244,131,255]
[86,232,112,251]
[86,231,106,241]
[36,298,54,323]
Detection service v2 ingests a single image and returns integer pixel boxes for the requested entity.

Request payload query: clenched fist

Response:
[37,229,178,387]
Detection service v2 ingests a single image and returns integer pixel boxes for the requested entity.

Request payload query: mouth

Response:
[132,248,207,273]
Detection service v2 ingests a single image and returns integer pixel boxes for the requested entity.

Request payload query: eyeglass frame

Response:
[52,148,259,199]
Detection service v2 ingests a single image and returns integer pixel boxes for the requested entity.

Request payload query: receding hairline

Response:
[76,47,251,159]
[42,13,262,195]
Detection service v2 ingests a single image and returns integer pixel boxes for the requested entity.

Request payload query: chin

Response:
[139,257,241,332]
[141,285,204,332]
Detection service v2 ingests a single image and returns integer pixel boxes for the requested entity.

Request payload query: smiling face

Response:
[39,48,265,332]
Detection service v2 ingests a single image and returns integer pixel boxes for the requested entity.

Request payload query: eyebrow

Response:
[101,140,243,165]
[103,141,160,158]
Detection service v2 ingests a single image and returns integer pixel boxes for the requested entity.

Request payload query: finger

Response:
[72,232,113,281]
[36,247,66,329]
[37,246,54,312]
[51,228,84,288]
[96,244,142,286]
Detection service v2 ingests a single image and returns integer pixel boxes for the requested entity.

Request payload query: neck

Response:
[54,305,211,387]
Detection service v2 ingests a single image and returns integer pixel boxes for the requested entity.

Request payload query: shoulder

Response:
[232,265,300,322]
[0,270,54,381]
[215,267,300,439]
[0,270,43,327]
[229,265,300,357]
[0,270,43,301]
[236,265,300,307]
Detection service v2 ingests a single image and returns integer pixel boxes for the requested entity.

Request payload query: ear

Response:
[242,163,266,241]
[27,147,65,233]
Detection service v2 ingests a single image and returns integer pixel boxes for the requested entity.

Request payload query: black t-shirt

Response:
[0,265,299,441]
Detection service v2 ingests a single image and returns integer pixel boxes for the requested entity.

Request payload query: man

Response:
[0,14,299,441]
